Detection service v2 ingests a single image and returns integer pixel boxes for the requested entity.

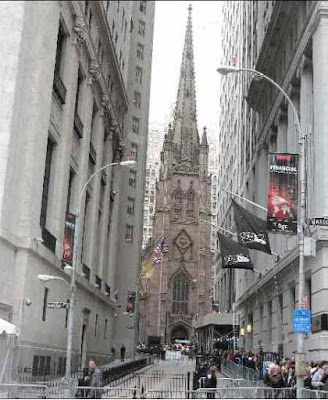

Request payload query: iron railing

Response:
[223,360,261,381]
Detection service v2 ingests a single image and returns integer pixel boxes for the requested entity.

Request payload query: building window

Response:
[126,224,134,242]
[74,70,84,138]
[131,143,138,161]
[139,1,146,13]
[66,168,76,213]
[104,318,108,339]
[127,197,135,215]
[95,275,102,289]
[42,287,49,322]
[137,43,144,60]
[138,20,145,36]
[53,22,67,104]
[82,264,90,281]
[133,91,141,108]
[172,272,189,314]
[40,139,55,229]
[132,117,140,134]
[135,66,143,83]
[95,314,98,337]
[105,284,110,296]
[129,170,137,188]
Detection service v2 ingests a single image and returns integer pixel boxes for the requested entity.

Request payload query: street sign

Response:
[309,217,328,226]
[293,309,311,334]
[47,302,68,309]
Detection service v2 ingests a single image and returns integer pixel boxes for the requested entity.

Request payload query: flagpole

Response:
[220,187,268,212]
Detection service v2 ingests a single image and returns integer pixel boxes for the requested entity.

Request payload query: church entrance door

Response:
[170,325,188,343]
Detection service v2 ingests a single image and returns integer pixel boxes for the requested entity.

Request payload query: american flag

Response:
[153,236,165,265]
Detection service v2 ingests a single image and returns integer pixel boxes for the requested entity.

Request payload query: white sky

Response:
[149,1,222,133]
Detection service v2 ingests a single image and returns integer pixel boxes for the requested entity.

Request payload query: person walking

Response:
[204,365,217,399]
[120,344,126,362]
[83,360,103,399]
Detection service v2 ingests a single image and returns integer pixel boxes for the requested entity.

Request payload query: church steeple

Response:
[172,5,199,162]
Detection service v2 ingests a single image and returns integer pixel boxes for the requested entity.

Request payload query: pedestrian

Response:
[264,364,285,388]
[120,344,126,362]
[312,362,328,389]
[111,347,115,361]
[204,365,217,399]
[83,360,103,399]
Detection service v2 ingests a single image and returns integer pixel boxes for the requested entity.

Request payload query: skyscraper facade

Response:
[0,0,154,377]
[218,1,328,360]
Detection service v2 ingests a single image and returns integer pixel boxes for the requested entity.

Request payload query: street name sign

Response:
[293,309,311,334]
[47,302,68,309]
[309,218,328,226]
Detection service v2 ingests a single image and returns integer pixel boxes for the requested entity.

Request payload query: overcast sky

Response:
[149,1,222,133]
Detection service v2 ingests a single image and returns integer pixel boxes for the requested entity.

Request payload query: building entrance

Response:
[170,325,189,343]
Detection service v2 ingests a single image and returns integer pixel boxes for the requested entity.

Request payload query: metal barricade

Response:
[301,389,328,399]
[0,383,48,399]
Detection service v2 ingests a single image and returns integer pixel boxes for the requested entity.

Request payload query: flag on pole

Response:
[232,198,271,254]
[218,233,253,270]
[153,236,165,265]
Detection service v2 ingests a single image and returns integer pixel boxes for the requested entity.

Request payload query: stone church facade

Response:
[139,6,212,345]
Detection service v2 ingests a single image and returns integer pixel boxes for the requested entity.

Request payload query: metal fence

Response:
[0,383,48,399]
[301,388,328,399]
[223,360,261,381]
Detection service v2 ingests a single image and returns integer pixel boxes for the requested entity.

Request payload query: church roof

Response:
[172,4,199,149]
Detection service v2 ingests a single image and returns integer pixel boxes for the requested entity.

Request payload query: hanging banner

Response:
[218,233,253,270]
[267,153,298,234]
[232,199,271,254]
[62,212,76,264]
[127,291,136,313]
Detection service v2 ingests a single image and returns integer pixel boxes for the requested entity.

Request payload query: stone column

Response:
[312,17,328,217]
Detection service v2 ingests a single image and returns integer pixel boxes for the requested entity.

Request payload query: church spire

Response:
[172,4,199,157]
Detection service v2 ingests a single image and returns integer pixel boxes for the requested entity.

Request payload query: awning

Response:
[0,318,18,336]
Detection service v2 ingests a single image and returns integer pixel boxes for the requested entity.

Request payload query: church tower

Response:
[139,5,212,345]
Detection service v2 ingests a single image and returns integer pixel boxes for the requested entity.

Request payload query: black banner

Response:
[218,233,253,270]
[127,291,136,313]
[267,153,298,234]
[62,212,76,264]
[232,199,271,254]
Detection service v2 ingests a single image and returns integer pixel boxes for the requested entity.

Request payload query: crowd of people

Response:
[227,349,328,391]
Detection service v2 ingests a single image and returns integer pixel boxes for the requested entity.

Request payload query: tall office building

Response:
[142,123,165,249]
[218,1,328,360]
[0,0,154,378]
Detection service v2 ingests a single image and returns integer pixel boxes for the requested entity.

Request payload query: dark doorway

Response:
[171,325,188,343]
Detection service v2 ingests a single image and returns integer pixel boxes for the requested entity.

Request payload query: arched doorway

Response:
[170,325,189,343]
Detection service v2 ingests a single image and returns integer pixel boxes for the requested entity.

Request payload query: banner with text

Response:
[62,212,76,264]
[267,153,298,234]
[218,233,254,270]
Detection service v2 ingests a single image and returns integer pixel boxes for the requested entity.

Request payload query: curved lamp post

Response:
[217,65,306,395]
[65,159,136,381]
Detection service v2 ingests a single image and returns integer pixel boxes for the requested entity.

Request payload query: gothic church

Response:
[139,5,212,344]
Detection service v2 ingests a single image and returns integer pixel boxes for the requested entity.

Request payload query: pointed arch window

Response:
[172,182,183,221]
[172,272,189,314]
[186,184,195,218]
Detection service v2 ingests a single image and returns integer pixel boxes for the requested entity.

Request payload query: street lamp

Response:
[65,159,136,382]
[37,274,69,285]
[217,64,306,395]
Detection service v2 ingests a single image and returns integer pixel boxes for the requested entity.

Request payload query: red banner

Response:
[62,212,76,264]
[267,153,298,234]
